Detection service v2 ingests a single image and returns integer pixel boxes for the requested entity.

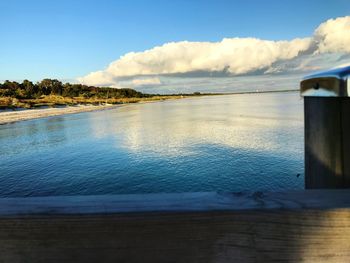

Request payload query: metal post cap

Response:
[301,66,350,97]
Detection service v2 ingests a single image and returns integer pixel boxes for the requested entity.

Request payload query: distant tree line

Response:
[0,79,147,99]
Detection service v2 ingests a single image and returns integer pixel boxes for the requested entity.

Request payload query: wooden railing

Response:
[1,190,350,262]
[2,67,350,262]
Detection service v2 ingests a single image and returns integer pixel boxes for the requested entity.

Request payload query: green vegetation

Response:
[1,78,296,110]
[0,79,188,109]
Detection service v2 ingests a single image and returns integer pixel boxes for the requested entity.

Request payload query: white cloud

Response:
[80,38,311,83]
[78,70,113,86]
[132,77,161,86]
[314,16,350,53]
[104,37,312,77]
[78,16,350,90]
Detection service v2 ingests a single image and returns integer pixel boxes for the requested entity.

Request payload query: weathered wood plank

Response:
[3,210,350,263]
[1,190,350,216]
[1,191,350,262]
[341,98,350,186]
[304,97,343,188]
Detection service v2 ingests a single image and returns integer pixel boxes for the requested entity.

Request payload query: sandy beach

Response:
[0,104,121,125]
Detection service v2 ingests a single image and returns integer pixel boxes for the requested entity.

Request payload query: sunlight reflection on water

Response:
[0,92,304,197]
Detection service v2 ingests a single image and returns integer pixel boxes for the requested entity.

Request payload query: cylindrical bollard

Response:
[301,66,350,189]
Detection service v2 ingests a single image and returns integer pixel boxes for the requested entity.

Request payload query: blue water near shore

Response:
[0,92,304,197]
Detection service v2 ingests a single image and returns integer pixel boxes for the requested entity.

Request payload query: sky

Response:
[0,0,349,93]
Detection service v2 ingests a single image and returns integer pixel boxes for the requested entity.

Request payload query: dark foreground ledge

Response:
[1,190,350,262]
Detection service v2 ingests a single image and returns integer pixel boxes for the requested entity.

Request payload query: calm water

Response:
[0,92,304,197]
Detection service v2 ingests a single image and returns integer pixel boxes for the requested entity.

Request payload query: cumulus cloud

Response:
[78,16,350,90]
[106,37,312,76]
[132,77,161,86]
[314,16,350,53]
[79,70,114,86]
[79,38,312,84]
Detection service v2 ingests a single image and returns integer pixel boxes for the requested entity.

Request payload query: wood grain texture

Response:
[1,191,350,262]
[2,190,350,216]
[304,97,343,188]
[304,97,350,188]
[341,98,350,186]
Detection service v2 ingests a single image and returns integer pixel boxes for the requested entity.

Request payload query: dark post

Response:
[301,66,350,189]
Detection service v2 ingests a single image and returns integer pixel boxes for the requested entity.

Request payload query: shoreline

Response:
[0,95,192,125]
[0,104,123,125]
[0,90,298,125]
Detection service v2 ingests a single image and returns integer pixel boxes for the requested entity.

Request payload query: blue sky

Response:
[0,0,349,92]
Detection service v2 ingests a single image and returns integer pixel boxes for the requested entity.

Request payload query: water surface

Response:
[0,92,304,197]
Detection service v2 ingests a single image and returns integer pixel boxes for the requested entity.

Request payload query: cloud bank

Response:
[314,16,350,53]
[78,16,350,91]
